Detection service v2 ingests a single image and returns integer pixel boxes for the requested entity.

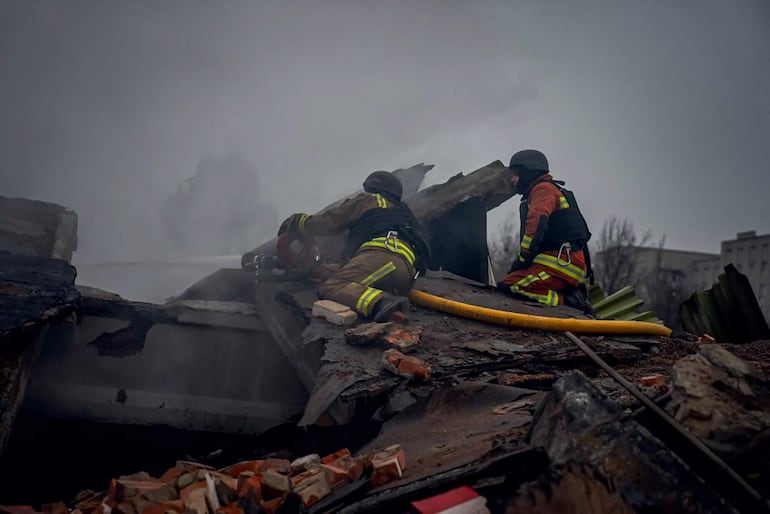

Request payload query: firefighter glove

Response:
[507,253,530,273]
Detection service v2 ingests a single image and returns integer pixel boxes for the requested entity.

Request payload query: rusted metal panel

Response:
[680,264,770,343]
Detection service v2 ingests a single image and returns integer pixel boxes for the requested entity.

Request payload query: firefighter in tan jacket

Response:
[278,171,430,322]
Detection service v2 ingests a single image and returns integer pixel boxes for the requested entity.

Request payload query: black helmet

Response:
[363,171,403,200]
[509,149,549,173]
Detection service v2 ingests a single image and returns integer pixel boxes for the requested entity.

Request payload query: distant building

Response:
[721,230,770,318]
[594,230,770,323]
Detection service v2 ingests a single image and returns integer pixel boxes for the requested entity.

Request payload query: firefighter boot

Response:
[564,285,595,317]
[372,293,410,322]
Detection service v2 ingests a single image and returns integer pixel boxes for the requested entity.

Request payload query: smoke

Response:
[1,0,769,269]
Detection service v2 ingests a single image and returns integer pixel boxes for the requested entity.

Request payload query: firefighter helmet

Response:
[363,171,403,200]
[509,149,549,173]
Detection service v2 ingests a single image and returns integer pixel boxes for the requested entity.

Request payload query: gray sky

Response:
[2,0,769,263]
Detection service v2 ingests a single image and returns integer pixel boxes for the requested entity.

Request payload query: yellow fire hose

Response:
[409,289,672,337]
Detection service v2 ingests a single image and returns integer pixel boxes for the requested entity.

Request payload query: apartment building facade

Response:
[720,230,770,318]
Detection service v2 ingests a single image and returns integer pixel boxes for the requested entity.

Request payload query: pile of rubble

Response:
[3,163,770,513]
[54,445,407,514]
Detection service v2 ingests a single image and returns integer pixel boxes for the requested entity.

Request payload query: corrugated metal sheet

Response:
[588,284,664,324]
[680,263,770,343]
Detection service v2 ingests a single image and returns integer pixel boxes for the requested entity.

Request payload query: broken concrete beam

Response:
[667,344,770,462]
[529,371,739,513]
[0,253,79,458]
[312,300,358,325]
[0,195,78,262]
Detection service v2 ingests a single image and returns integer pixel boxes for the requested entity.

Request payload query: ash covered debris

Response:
[2,165,770,513]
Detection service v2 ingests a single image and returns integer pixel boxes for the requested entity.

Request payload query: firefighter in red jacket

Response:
[497,150,594,314]
[278,171,430,322]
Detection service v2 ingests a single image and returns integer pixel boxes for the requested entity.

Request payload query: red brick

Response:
[158,467,185,485]
[640,374,665,387]
[0,507,41,514]
[215,505,244,514]
[237,472,263,502]
[260,470,291,500]
[42,503,67,514]
[175,461,214,472]
[139,501,183,514]
[320,464,350,489]
[217,460,261,478]
[179,480,206,501]
[290,454,321,475]
[381,349,430,380]
[182,489,207,514]
[320,448,351,465]
[371,444,406,486]
[259,498,283,514]
[254,459,291,474]
[291,469,331,507]
[113,480,167,503]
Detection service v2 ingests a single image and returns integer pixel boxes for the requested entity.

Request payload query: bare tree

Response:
[592,217,651,294]
[641,234,691,329]
[488,213,519,281]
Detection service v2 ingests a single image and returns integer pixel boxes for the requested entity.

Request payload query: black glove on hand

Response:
[507,256,529,274]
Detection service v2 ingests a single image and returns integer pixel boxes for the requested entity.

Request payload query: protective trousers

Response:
[317,247,415,318]
[498,250,586,306]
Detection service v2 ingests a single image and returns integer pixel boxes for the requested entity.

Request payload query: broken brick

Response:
[41,504,67,514]
[113,480,167,503]
[290,454,321,475]
[179,480,206,501]
[183,489,208,514]
[312,300,358,325]
[320,448,351,465]
[259,498,283,514]
[383,324,423,352]
[139,501,183,514]
[237,472,263,502]
[291,469,331,507]
[215,479,239,507]
[381,349,430,380]
[158,466,186,485]
[218,460,265,478]
[640,374,666,387]
[175,460,214,472]
[260,469,291,500]
[1,508,40,514]
[254,459,291,474]
[370,444,406,486]
[321,454,365,486]
[119,471,154,482]
[214,505,243,514]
